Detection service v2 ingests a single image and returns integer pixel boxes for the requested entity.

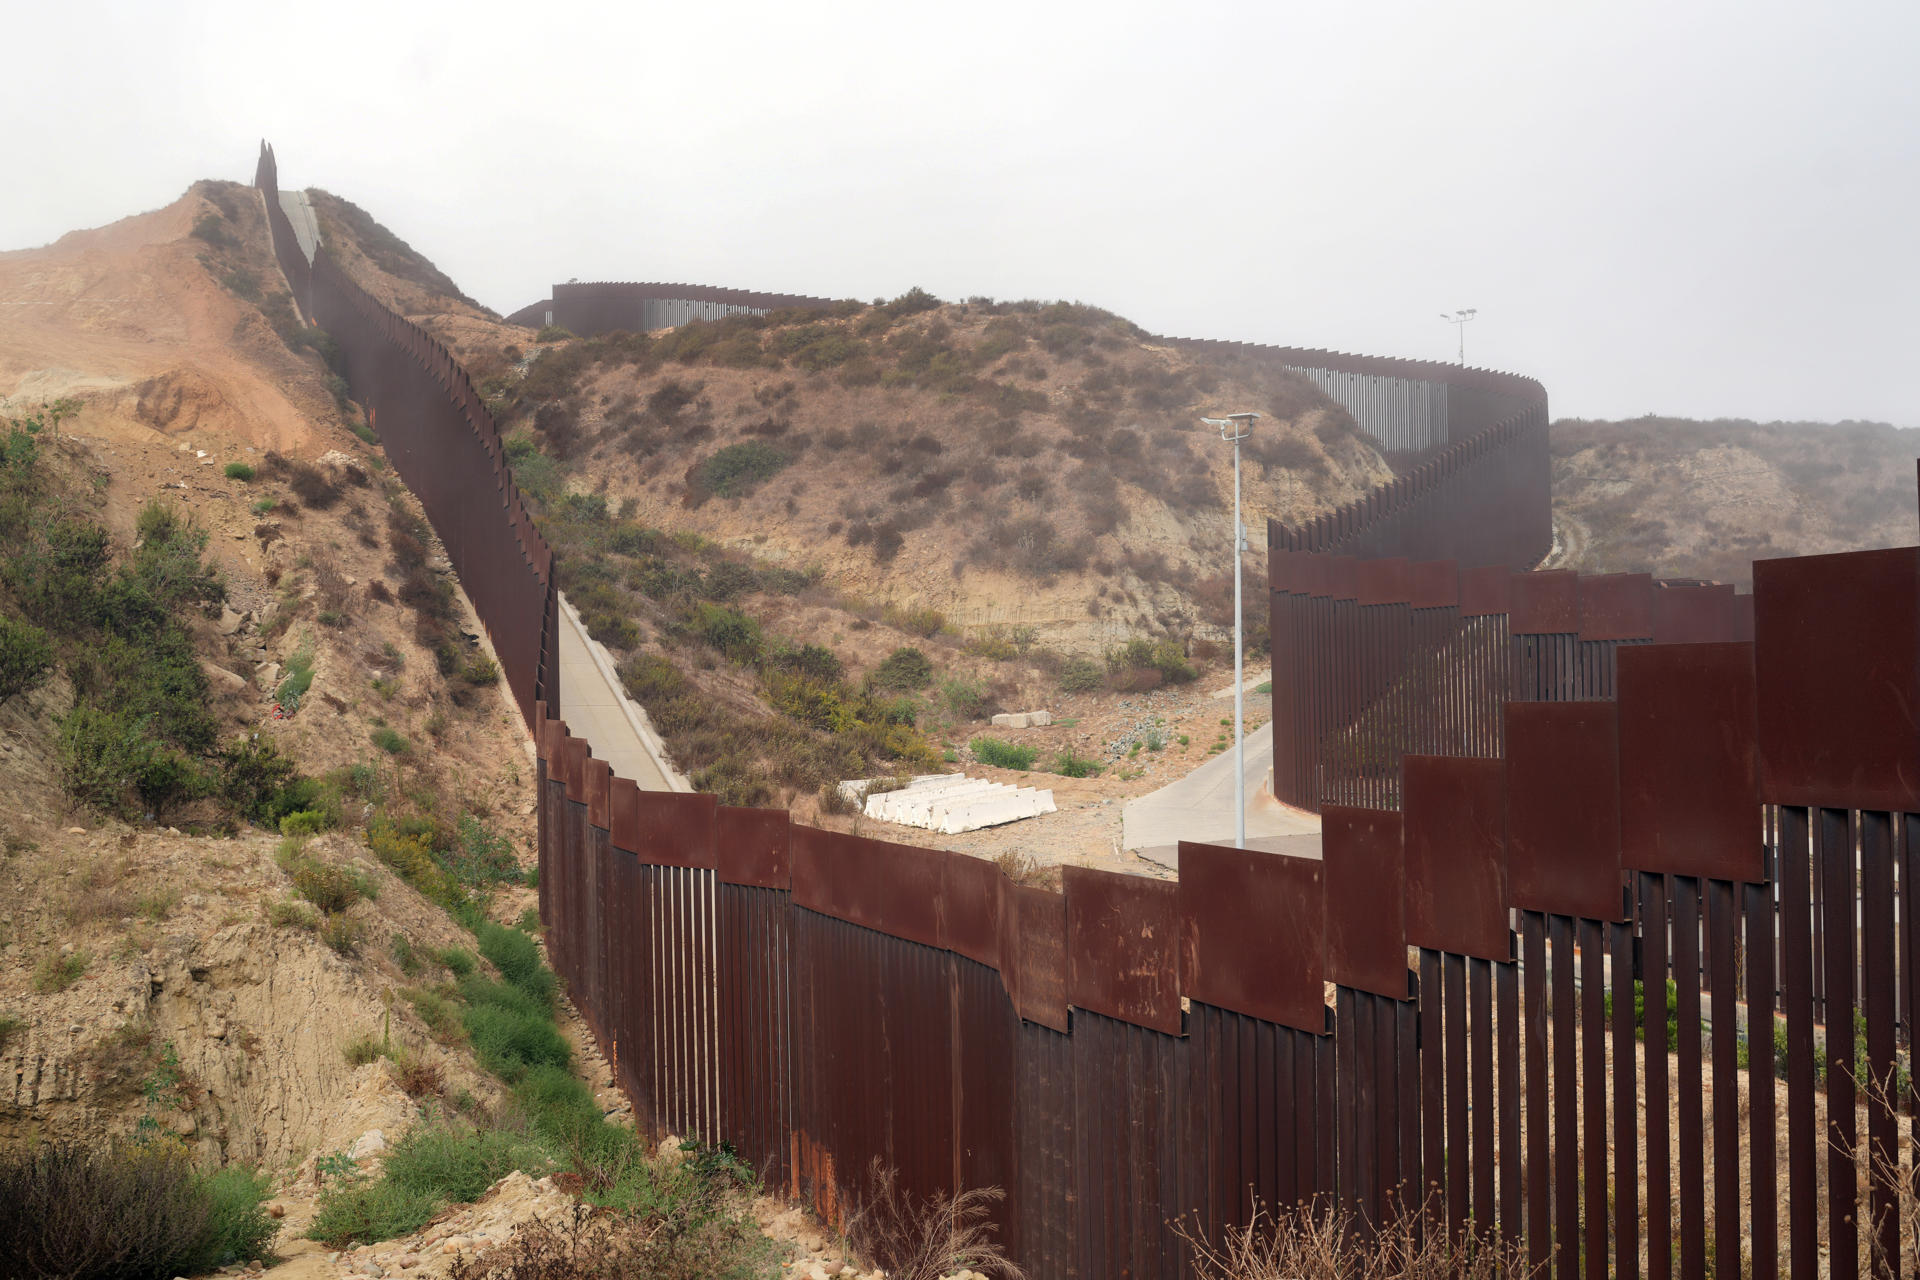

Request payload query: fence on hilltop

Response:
[259,142,1920,1279]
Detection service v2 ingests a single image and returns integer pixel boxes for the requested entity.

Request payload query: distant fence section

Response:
[507,281,841,337]
[1172,338,1552,571]
[255,143,558,729]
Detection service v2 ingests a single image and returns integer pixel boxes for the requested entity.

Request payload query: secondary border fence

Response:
[259,141,1920,1277]
[254,143,559,727]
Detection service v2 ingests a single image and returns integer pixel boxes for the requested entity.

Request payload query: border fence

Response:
[258,142,1920,1278]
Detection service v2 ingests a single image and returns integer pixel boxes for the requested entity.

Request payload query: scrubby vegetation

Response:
[0,1138,275,1279]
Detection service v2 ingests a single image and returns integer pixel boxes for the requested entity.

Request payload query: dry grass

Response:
[1176,1199,1539,1280]
[991,850,1060,892]
[843,1159,1023,1280]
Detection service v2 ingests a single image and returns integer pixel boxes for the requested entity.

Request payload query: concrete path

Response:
[556,592,690,793]
[1122,721,1320,860]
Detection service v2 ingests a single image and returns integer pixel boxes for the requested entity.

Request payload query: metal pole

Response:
[1233,432,1245,849]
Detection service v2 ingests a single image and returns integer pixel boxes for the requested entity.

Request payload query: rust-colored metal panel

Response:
[1000,883,1068,1032]
[1356,557,1411,606]
[533,700,549,760]
[790,825,945,949]
[562,736,589,804]
[1270,548,1296,593]
[1401,755,1511,960]
[941,853,1003,970]
[612,789,718,869]
[1302,553,1333,598]
[1064,866,1182,1034]
[1754,547,1920,811]
[585,757,611,830]
[1653,582,1738,643]
[1616,642,1762,881]
[1322,807,1409,998]
[1509,569,1577,634]
[1177,841,1327,1034]
[1409,559,1459,609]
[608,778,643,855]
[1577,572,1654,641]
[715,805,790,888]
[1459,564,1511,617]
[1330,556,1359,600]
[1504,701,1625,920]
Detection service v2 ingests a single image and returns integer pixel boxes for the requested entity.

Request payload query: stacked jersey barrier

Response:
[535,529,1920,1278]
[254,147,557,729]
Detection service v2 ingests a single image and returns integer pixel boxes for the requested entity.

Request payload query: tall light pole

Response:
[1440,308,1477,363]
[1202,412,1259,848]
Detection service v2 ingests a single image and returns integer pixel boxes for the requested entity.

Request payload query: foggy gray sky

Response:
[5,0,1916,426]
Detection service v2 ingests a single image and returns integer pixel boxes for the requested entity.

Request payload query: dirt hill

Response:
[1547,415,1919,586]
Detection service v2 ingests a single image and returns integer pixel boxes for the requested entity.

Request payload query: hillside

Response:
[1548,415,1919,586]
[0,183,757,1276]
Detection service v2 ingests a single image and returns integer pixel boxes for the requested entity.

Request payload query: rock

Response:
[398,1254,419,1268]
[365,1267,385,1279]
[268,1203,285,1219]
[349,1129,388,1159]
[218,605,247,635]
[66,826,86,835]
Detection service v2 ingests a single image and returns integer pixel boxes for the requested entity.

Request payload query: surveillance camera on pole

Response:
[1201,412,1259,848]
[1439,308,1477,364]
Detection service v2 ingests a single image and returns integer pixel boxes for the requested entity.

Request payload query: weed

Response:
[1057,657,1103,693]
[251,497,276,515]
[0,1013,26,1055]
[321,914,367,956]
[393,1056,445,1098]
[1051,750,1103,778]
[0,615,54,706]
[343,1034,390,1067]
[371,727,410,755]
[845,1158,1022,1280]
[33,950,88,993]
[869,646,933,691]
[223,462,256,481]
[268,896,320,929]
[970,737,1037,771]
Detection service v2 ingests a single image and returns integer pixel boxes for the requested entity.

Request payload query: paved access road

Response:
[1121,721,1321,862]
[555,593,688,793]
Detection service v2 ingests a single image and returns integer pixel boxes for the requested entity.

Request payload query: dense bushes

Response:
[0,1140,274,1279]
[970,737,1037,771]
[687,441,789,504]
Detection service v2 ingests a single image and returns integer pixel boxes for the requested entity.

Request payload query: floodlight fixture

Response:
[1440,308,1478,363]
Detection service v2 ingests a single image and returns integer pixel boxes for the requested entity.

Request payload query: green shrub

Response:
[321,914,367,956]
[938,675,987,720]
[476,923,555,1008]
[694,441,788,499]
[378,1115,553,1208]
[692,603,761,662]
[279,809,326,837]
[463,1001,571,1082]
[403,986,466,1043]
[218,736,309,825]
[371,727,409,755]
[460,656,500,686]
[1052,750,1103,778]
[534,325,575,344]
[274,645,316,710]
[1058,656,1104,693]
[434,946,476,978]
[970,737,1037,770]
[869,646,933,691]
[308,1176,440,1247]
[251,497,276,515]
[0,1141,275,1277]
[0,615,54,705]
[290,859,366,914]
[55,705,150,816]
[268,897,320,930]
[223,462,256,481]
